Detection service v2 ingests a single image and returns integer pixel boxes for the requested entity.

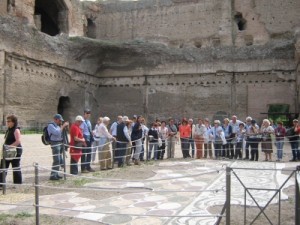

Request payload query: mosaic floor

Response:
[0,160,296,225]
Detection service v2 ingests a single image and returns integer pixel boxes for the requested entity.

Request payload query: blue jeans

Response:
[188,138,195,157]
[181,138,190,158]
[116,142,127,166]
[148,142,158,160]
[50,143,64,178]
[290,141,300,160]
[214,142,222,158]
[275,140,284,160]
[81,138,92,171]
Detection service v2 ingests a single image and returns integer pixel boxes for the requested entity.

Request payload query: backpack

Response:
[41,123,52,145]
[286,127,296,140]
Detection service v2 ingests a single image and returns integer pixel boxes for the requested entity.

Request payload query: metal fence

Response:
[220,166,300,225]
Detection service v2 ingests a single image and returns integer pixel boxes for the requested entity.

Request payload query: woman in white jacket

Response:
[194,118,206,159]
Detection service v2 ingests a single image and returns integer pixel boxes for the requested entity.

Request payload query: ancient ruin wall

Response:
[0,0,299,126]
[87,0,233,47]
[85,0,300,47]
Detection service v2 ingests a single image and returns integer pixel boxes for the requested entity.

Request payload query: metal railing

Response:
[220,166,300,225]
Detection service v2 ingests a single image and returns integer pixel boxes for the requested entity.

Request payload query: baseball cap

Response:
[84,109,91,114]
[293,119,298,122]
[75,115,84,122]
[54,114,64,121]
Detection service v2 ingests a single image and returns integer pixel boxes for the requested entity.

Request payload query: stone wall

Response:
[96,70,297,124]
[6,0,84,37]
[84,0,233,47]
[0,53,99,127]
[83,0,300,47]
[0,0,299,127]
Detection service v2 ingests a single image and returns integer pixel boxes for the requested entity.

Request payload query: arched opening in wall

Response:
[234,12,247,31]
[57,96,71,121]
[34,0,69,36]
[86,18,96,39]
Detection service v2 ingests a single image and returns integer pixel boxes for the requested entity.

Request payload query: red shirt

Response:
[70,123,83,162]
[179,124,191,138]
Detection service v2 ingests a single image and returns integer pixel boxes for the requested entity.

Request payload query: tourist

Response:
[222,118,233,159]
[91,117,103,164]
[131,115,143,165]
[274,121,286,162]
[211,120,224,159]
[80,109,95,173]
[148,122,159,160]
[203,118,213,159]
[140,117,149,161]
[125,119,133,166]
[47,114,69,180]
[229,115,242,138]
[97,117,115,170]
[115,116,131,167]
[109,115,122,164]
[194,118,206,159]
[0,115,23,187]
[158,121,168,160]
[244,116,253,160]
[69,116,86,175]
[234,123,246,159]
[248,120,260,161]
[166,118,177,158]
[179,118,192,158]
[288,119,300,162]
[187,118,196,158]
[261,119,275,161]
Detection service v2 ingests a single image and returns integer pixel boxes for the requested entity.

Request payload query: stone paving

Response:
[0,134,298,224]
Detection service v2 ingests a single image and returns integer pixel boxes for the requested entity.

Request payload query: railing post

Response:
[62,145,66,180]
[146,136,149,161]
[226,166,231,225]
[34,163,40,225]
[296,166,300,225]
[1,151,6,195]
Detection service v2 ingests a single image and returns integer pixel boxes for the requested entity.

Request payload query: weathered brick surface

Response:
[0,0,299,127]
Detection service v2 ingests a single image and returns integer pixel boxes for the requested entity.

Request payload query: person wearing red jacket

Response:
[179,119,192,158]
[70,116,86,175]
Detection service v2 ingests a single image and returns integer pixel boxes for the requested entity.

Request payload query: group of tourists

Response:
[1,112,300,186]
[179,116,300,162]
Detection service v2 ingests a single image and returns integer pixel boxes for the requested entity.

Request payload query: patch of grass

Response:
[73,178,89,187]
[15,212,32,218]
[0,214,10,222]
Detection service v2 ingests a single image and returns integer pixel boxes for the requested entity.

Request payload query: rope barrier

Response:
[35,204,224,218]
[37,165,222,182]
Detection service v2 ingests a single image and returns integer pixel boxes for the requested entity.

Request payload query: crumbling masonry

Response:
[0,0,300,127]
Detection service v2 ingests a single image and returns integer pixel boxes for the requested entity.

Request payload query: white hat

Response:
[122,116,129,122]
[103,116,110,122]
[75,115,84,122]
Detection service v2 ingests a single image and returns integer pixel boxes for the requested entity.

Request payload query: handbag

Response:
[158,138,162,147]
[3,145,17,160]
[74,141,85,148]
